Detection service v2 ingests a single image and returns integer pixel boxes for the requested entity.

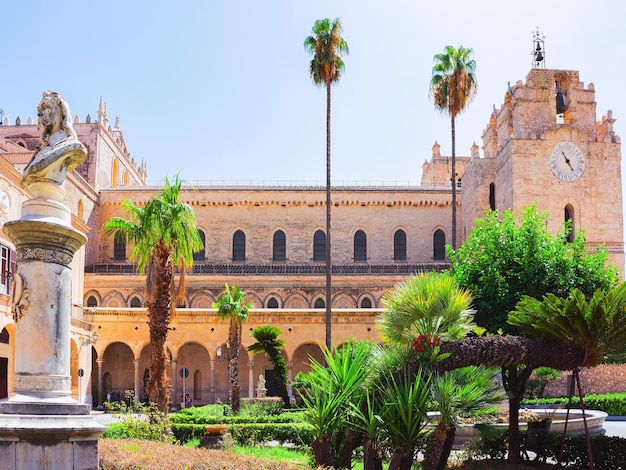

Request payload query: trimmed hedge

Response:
[522,392,626,416]
[469,427,626,469]
[170,422,314,448]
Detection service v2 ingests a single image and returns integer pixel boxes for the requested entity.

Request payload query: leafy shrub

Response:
[541,432,626,469]
[102,395,174,443]
[522,392,626,416]
[239,397,284,416]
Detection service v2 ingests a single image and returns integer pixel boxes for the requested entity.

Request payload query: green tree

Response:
[247,325,290,408]
[448,205,619,334]
[102,174,202,412]
[446,204,619,463]
[429,45,477,249]
[213,283,252,414]
[304,18,349,349]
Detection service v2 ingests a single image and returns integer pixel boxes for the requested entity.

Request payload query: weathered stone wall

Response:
[544,364,626,397]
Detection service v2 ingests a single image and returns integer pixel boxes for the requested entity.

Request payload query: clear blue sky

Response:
[1,1,624,186]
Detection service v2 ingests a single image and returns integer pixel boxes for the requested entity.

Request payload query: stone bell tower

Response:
[461,36,624,272]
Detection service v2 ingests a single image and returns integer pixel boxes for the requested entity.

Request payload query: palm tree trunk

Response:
[503,365,533,464]
[229,317,241,414]
[433,336,586,373]
[388,446,415,470]
[363,438,383,470]
[423,423,447,470]
[146,249,172,412]
[325,81,332,349]
[450,115,457,250]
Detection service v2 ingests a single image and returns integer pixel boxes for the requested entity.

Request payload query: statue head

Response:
[37,90,77,147]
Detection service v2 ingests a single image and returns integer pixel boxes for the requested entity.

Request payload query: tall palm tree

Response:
[102,174,202,412]
[304,18,349,349]
[248,325,290,408]
[429,45,477,249]
[213,283,252,414]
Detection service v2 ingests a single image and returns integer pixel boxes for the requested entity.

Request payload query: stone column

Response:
[209,360,216,403]
[248,362,255,398]
[134,359,141,401]
[287,362,294,398]
[0,91,105,469]
[97,358,104,407]
[171,359,178,408]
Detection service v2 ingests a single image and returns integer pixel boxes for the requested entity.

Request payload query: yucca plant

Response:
[296,340,374,469]
[509,283,626,367]
[376,365,432,470]
[422,366,503,470]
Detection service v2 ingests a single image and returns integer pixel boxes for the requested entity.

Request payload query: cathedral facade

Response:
[0,67,622,406]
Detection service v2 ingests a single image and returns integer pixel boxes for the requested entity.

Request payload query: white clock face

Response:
[549,142,585,182]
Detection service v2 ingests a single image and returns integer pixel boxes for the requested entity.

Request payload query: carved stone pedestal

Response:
[0,192,105,468]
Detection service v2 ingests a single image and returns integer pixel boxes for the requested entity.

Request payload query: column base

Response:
[0,407,105,470]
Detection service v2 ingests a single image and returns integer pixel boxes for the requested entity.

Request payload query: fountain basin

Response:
[426,408,608,449]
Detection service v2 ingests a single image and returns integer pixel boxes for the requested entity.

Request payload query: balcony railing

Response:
[84,262,450,275]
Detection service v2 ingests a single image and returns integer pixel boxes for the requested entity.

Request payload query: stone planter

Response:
[205,425,227,436]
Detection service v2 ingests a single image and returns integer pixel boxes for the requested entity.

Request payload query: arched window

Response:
[111,159,119,187]
[113,237,126,261]
[313,230,326,262]
[232,230,246,262]
[354,230,367,262]
[489,183,496,210]
[0,327,9,344]
[86,296,98,308]
[273,230,286,262]
[267,297,279,308]
[130,297,141,308]
[314,298,325,309]
[77,200,84,221]
[193,230,206,262]
[393,229,407,261]
[360,297,372,308]
[565,204,575,243]
[433,229,446,260]
[122,171,129,186]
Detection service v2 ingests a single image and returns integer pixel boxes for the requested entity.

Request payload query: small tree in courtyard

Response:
[445,204,619,462]
[102,174,202,412]
[248,325,290,408]
[213,283,252,414]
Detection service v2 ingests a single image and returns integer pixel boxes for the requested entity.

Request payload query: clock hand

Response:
[561,152,574,171]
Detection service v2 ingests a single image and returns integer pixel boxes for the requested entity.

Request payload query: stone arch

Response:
[175,341,211,404]
[129,295,142,308]
[84,290,101,308]
[357,293,376,308]
[333,293,355,309]
[291,342,324,379]
[102,342,135,400]
[190,292,216,308]
[263,292,282,308]
[244,292,263,308]
[284,292,309,309]
[102,291,126,308]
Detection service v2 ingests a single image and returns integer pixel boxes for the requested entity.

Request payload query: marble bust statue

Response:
[21,91,86,188]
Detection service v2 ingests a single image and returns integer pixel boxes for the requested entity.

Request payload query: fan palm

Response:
[378,272,476,352]
[102,173,202,411]
[509,283,626,367]
[213,283,253,414]
[429,45,477,249]
[248,325,290,407]
[304,18,348,348]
